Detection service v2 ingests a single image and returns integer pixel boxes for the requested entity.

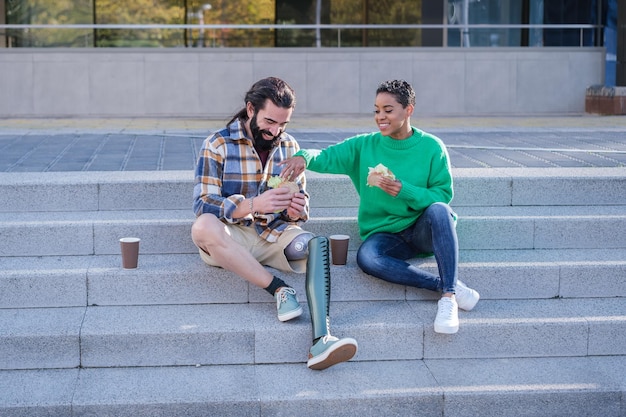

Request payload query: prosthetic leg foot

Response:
[305,236,357,370]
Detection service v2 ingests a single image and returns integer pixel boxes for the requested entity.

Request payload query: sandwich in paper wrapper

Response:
[268,176,300,194]
[367,163,395,187]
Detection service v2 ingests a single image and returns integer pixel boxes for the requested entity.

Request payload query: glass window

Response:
[94,0,185,47]
[6,0,93,47]
[275,0,433,47]
[276,0,322,47]
[1,0,605,48]
[542,0,594,46]
[328,0,423,47]
[447,0,523,47]
[445,0,598,47]
[187,0,275,47]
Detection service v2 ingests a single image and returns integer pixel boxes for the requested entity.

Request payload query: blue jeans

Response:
[356,202,458,294]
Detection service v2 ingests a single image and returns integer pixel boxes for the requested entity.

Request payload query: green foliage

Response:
[6,0,93,46]
[95,0,185,47]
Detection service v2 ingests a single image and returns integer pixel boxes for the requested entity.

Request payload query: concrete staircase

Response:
[1,167,625,417]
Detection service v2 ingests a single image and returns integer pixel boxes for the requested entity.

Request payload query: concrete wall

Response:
[0,47,604,117]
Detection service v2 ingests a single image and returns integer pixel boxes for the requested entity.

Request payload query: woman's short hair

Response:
[376,80,415,108]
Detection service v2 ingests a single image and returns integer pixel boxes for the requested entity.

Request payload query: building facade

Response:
[0,0,619,117]
[1,0,608,49]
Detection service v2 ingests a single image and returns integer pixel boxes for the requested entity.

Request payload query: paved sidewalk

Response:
[0,115,625,171]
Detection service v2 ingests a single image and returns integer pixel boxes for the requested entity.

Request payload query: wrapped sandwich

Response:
[268,175,300,194]
[367,163,395,187]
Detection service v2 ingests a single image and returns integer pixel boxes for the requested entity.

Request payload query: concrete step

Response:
[1,298,624,370]
[2,250,625,309]
[1,355,624,417]
[1,205,626,257]
[1,168,625,213]
[1,169,625,416]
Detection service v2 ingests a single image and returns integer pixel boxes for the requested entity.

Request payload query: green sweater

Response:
[295,127,453,240]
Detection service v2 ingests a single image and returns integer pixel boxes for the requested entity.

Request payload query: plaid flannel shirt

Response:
[193,119,309,243]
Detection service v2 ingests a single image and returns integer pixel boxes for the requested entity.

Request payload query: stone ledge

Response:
[585,85,626,115]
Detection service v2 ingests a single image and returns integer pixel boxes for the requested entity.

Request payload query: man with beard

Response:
[191,77,357,370]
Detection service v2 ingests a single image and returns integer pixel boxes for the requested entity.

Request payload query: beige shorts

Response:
[198,223,307,274]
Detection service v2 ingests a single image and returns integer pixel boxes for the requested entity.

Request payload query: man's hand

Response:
[286,191,306,219]
[278,156,306,181]
[254,187,295,214]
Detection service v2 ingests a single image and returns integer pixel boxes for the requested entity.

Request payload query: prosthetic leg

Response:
[305,236,358,370]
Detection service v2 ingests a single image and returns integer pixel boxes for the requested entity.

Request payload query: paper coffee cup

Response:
[329,234,350,265]
[120,237,140,269]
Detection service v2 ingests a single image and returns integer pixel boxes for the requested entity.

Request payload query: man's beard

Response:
[250,113,280,151]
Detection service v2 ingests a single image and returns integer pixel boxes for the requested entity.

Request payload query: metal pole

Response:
[1,0,7,47]
[580,27,583,47]
[596,0,602,47]
[443,0,448,47]
[200,4,212,47]
[92,0,97,47]
[198,11,204,46]
[618,0,625,85]
[462,0,470,47]
[184,0,188,47]
[315,0,321,48]
[362,0,368,46]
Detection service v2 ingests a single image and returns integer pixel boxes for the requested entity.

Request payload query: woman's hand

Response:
[278,156,306,181]
[378,177,402,197]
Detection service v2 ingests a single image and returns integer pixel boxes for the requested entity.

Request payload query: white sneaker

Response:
[456,280,480,311]
[434,296,459,334]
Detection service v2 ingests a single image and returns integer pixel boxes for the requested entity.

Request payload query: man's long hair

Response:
[228,77,296,126]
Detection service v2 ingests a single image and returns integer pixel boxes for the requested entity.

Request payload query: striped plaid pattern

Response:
[193,119,309,243]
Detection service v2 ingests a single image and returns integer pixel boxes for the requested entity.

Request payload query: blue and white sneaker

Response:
[307,335,358,370]
[275,287,303,322]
